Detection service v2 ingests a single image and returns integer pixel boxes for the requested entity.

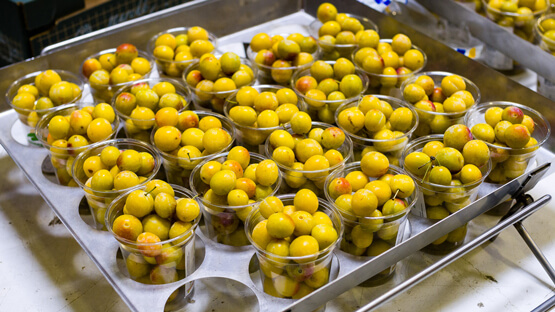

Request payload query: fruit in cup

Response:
[403,74,474,136]
[250,189,338,298]
[250,32,317,84]
[111,181,199,284]
[486,0,547,42]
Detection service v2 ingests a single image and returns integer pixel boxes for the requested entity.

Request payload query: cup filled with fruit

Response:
[464,102,550,184]
[245,189,343,299]
[352,34,427,97]
[224,85,303,151]
[291,59,369,123]
[264,115,353,196]
[183,52,257,113]
[335,94,419,164]
[189,150,282,246]
[402,132,492,253]
[308,2,379,60]
[151,110,236,187]
[247,32,319,85]
[401,71,480,137]
[147,26,218,78]
[106,181,200,308]
[81,43,153,103]
[72,139,162,230]
[7,70,83,144]
[35,103,119,186]
[112,78,190,142]
[324,155,418,285]
[534,14,555,100]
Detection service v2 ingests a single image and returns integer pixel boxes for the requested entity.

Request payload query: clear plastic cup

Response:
[6,70,83,144]
[189,152,282,246]
[264,122,353,196]
[334,95,419,164]
[353,39,427,97]
[72,139,162,230]
[291,60,369,123]
[223,85,302,152]
[35,103,120,186]
[246,36,320,85]
[147,27,219,78]
[401,134,492,253]
[112,78,190,143]
[182,57,258,114]
[150,110,236,188]
[534,13,555,100]
[483,0,547,42]
[106,184,200,307]
[245,194,343,299]
[81,48,154,103]
[464,101,550,184]
[400,71,481,137]
[308,13,379,60]
[324,162,418,285]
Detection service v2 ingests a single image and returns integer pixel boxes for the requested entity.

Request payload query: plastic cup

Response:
[291,60,369,124]
[189,152,282,246]
[112,78,191,143]
[264,122,353,196]
[464,101,550,184]
[182,57,258,114]
[246,37,320,85]
[334,95,419,165]
[81,48,154,103]
[6,70,83,144]
[324,162,417,285]
[308,13,379,60]
[35,103,120,186]
[245,194,343,299]
[72,139,162,230]
[147,27,219,78]
[353,39,427,97]
[150,110,236,188]
[106,184,200,307]
[401,134,492,253]
[224,85,303,152]
[534,13,555,100]
[400,71,481,137]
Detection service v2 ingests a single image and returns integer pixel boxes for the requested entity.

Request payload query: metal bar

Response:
[514,222,555,284]
[531,294,555,312]
[416,0,555,82]
[490,194,533,242]
[355,195,552,312]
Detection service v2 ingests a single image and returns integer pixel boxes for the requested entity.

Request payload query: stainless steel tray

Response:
[1,0,555,311]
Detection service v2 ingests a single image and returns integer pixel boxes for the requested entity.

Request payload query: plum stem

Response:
[145,186,157,196]
[392,189,400,201]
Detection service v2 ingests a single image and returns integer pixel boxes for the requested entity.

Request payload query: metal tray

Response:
[1,0,555,311]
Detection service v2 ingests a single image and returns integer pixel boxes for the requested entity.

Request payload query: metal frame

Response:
[1,0,555,311]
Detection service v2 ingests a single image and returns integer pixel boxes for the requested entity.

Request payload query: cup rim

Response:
[400,71,482,117]
[189,151,283,211]
[182,57,258,97]
[334,94,420,143]
[463,101,551,152]
[290,60,370,106]
[400,134,493,191]
[6,69,84,115]
[111,77,191,123]
[150,110,237,162]
[146,27,219,65]
[35,102,121,150]
[308,13,379,49]
[81,48,154,88]
[535,13,555,47]
[264,121,354,175]
[72,138,162,195]
[245,193,344,262]
[352,39,428,78]
[105,183,201,247]
[324,162,419,221]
